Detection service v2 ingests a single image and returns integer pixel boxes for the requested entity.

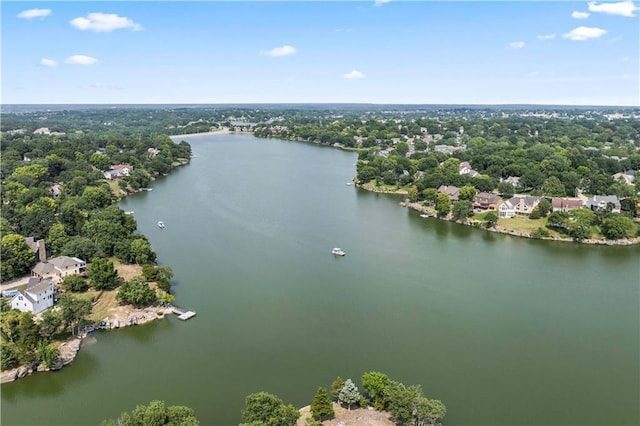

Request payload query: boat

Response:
[124,211,134,215]
[331,247,346,256]
[346,182,353,186]
[157,221,165,229]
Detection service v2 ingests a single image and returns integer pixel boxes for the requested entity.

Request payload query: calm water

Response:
[2,135,639,425]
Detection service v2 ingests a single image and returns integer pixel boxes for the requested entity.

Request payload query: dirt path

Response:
[297,403,394,426]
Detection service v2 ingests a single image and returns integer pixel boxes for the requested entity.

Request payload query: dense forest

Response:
[1,109,191,372]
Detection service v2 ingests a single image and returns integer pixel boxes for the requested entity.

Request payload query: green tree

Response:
[62,274,89,292]
[537,198,552,217]
[102,400,199,426]
[58,294,92,336]
[81,186,113,210]
[117,276,157,307]
[361,371,390,410]
[422,188,437,205]
[1,343,19,371]
[240,392,299,426]
[407,186,419,202]
[600,216,635,240]
[338,379,361,411]
[38,309,62,342]
[415,397,446,426]
[89,153,111,171]
[330,376,345,401]
[451,200,474,223]
[497,182,515,198]
[383,381,421,425]
[435,193,451,218]
[485,211,499,228]
[310,387,334,421]
[128,239,156,265]
[36,342,60,369]
[1,234,35,281]
[458,185,477,201]
[88,257,119,290]
[47,223,69,255]
[542,176,566,197]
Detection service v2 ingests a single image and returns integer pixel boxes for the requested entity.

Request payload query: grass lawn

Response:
[497,216,548,233]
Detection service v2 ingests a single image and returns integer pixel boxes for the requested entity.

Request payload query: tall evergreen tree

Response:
[338,379,361,411]
[310,387,334,421]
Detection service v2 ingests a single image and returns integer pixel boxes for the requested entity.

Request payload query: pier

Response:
[170,305,197,321]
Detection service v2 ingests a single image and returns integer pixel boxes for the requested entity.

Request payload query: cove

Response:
[1,134,638,425]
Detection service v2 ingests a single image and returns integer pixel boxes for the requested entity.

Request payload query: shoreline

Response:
[398,199,640,246]
[168,128,231,139]
[0,305,177,384]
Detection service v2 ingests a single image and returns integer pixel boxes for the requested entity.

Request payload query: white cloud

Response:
[588,0,639,17]
[342,70,365,79]
[17,8,51,19]
[39,58,57,67]
[571,11,591,19]
[65,55,98,65]
[261,45,297,57]
[374,0,391,6]
[70,12,143,32]
[537,33,557,40]
[562,26,607,41]
[509,41,525,49]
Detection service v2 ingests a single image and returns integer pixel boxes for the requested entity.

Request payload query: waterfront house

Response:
[585,195,621,213]
[10,278,55,314]
[437,185,460,202]
[512,196,542,216]
[32,256,86,282]
[473,192,502,210]
[103,164,133,180]
[498,198,516,218]
[551,198,585,212]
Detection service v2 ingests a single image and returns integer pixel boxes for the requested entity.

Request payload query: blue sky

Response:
[2,1,638,105]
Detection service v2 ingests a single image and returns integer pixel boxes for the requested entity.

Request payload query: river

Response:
[1,134,638,425]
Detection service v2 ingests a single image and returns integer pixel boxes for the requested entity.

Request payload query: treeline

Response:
[239,371,446,426]
[0,127,191,281]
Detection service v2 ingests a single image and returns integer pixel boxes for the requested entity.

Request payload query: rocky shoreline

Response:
[1,305,175,384]
[399,200,640,246]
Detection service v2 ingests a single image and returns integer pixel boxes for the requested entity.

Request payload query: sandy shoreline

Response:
[168,128,231,139]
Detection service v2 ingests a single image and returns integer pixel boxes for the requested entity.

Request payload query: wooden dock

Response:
[170,305,196,321]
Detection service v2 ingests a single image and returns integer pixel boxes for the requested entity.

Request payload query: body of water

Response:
[2,134,638,425]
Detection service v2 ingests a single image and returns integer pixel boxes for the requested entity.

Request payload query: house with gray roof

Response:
[585,195,621,213]
[32,256,86,281]
[497,196,541,218]
[10,278,55,314]
[437,185,460,202]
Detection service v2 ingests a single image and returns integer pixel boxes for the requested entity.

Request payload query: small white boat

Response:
[157,221,165,229]
[332,247,346,256]
[346,182,353,186]
[124,211,134,215]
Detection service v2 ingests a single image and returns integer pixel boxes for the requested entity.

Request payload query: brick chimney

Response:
[36,239,47,263]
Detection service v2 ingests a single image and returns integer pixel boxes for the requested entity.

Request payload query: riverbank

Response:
[168,128,231,139]
[0,304,176,384]
[399,199,640,246]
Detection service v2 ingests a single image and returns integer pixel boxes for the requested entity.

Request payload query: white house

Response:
[498,199,516,218]
[10,278,55,314]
